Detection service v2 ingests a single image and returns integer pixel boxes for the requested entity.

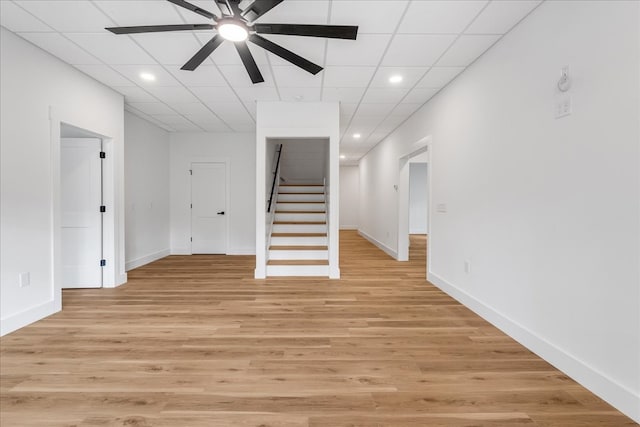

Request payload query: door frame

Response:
[397,136,432,264]
[189,159,230,255]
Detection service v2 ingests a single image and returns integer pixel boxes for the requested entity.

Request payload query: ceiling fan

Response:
[106,0,359,84]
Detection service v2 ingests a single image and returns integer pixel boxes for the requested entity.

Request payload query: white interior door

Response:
[191,162,227,254]
[61,138,103,288]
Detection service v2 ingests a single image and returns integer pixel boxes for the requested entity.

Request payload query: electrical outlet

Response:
[464,260,471,275]
[19,272,30,287]
[555,95,572,118]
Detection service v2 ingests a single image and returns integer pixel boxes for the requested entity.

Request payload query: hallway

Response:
[0,232,635,426]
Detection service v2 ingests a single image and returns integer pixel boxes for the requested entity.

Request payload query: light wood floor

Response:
[1,231,636,426]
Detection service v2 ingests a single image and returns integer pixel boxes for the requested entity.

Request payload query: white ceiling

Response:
[0,0,542,162]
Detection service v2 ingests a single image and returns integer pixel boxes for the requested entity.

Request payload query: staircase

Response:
[267,184,329,276]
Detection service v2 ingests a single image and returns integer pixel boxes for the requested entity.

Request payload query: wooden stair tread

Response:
[271,233,327,237]
[275,210,325,214]
[274,221,326,225]
[269,246,328,251]
[267,260,329,266]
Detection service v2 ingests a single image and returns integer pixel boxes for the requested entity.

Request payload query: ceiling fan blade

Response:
[249,34,322,75]
[181,35,224,71]
[215,0,239,16]
[106,24,214,35]
[166,0,217,20]
[254,24,358,40]
[242,0,284,22]
[234,42,264,84]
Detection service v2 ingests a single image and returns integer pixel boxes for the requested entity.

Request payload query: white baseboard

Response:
[340,225,358,230]
[427,270,640,423]
[1,299,58,337]
[125,249,170,271]
[358,229,398,259]
[227,248,256,255]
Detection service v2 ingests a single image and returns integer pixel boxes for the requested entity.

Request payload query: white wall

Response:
[339,166,359,229]
[409,163,428,234]
[124,112,170,270]
[1,28,126,336]
[170,132,255,255]
[359,1,639,421]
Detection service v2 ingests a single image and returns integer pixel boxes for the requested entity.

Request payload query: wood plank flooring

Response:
[1,231,636,426]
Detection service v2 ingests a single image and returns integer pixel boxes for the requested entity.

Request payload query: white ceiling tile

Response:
[376,115,408,134]
[466,1,541,34]
[391,103,422,116]
[171,102,213,116]
[234,86,280,103]
[340,103,358,118]
[355,103,397,117]
[242,100,258,117]
[167,65,228,87]
[382,35,456,66]
[16,1,114,32]
[399,1,487,34]
[113,86,157,102]
[330,1,409,34]
[325,34,390,66]
[322,87,366,103]
[75,64,135,87]
[261,34,326,68]
[437,34,501,66]
[18,32,101,65]
[279,87,322,102]
[218,64,275,87]
[272,65,323,88]
[112,64,181,86]
[198,86,244,106]
[0,1,51,32]
[170,123,203,132]
[416,66,464,88]
[255,1,330,25]
[95,1,183,27]
[144,86,199,104]
[128,102,176,115]
[134,33,204,65]
[403,87,439,104]
[369,67,428,88]
[197,120,233,132]
[187,113,230,129]
[125,107,174,130]
[66,33,156,64]
[361,88,409,104]
[151,114,193,126]
[323,66,376,87]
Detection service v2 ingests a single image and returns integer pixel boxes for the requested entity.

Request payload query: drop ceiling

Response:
[0,0,542,162]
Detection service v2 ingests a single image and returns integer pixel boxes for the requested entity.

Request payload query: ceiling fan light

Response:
[218,22,249,42]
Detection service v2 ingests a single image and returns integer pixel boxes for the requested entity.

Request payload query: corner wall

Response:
[1,28,126,335]
[124,112,171,270]
[339,166,360,229]
[358,1,639,421]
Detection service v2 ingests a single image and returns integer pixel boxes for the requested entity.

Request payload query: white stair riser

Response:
[270,236,327,246]
[269,250,328,260]
[279,186,324,193]
[278,194,325,202]
[273,224,326,233]
[275,213,325,222]
[267,265,330,277]
[277,203,325,212]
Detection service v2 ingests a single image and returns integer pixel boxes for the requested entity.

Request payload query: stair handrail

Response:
[267,144,283,213]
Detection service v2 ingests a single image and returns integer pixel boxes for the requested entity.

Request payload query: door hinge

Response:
[100,259,106,267]
[190,203,193,209]
[99,151,106,159]
[189,169,192,175]
[190,237,193,242]
[100,205,106,213]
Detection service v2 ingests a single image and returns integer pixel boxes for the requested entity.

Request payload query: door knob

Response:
[217,211,225,215]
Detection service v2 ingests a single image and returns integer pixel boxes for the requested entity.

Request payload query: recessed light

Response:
[218,20,249,42]
[139,72,156,82]
[353,133,361,139]
[389,75,403,84]
[340,155,346,159]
